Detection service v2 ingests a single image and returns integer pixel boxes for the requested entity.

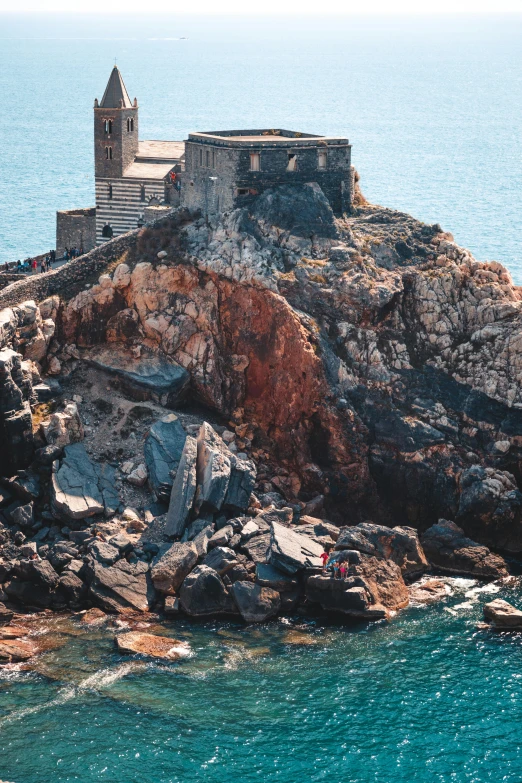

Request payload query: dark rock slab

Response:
[255,563,298,592]
[51,443,119,523]
[306,574,386,621]
[144,414,187,502]
[151,542,198,594]
[165,435,197,538]
[85,345,189,407]
[250,182,339,240]
[203,546,238,576]
[90,540,120,565]
[58,572,86,607]
[335,523,428,580]
[194,423,231,514]
[230,581,281,623]
[179,565,238,617]
[242,532,271,564]
[269,521,323,574]
[421,518,508,579]
[84,558,154,613]
[224,455,257,513]
[0,602,14,625]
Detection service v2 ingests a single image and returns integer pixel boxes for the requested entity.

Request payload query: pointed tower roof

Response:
[99,66,133,109]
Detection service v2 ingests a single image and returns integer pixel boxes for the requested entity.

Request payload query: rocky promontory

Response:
[1,175,521,645]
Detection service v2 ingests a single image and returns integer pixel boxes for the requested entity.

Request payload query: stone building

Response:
[56,69,354,253]
[182,129,353,218]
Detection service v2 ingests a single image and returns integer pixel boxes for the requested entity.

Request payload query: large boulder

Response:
[165,435,197,538]
[335,522,428,580]
[194,423,231,514]
[85,344,189,407]
[269,521,323,574]
[150,542,198,594]
[250,182,339,240]
[230,581,281,623]
[483,599,522,630]
[144,414,187,502]
[242,532,271,564]
[457,466,522,552]
[420,519,508,579]
[0,637,38,662]
[224,455,257,513]
[203,546,238,576]
[179,565,238,617]
[83,558,154,613]
[115,631,190,660]
[51,443,119,523]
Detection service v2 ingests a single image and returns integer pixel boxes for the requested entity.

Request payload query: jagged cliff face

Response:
[5,180,522,550]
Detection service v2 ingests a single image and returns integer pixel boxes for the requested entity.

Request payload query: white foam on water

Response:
[0,661,138,726]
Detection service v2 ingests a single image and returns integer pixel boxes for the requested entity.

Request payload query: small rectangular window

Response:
[206,149,210,167]
[199,148,203,166]
[318,151,327,170]
[287,153,297,172]
[250,152,260,172]
[212,149,215,168]
[237,188,249,196]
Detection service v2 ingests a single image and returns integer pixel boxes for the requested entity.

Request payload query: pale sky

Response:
[1,0,522,12]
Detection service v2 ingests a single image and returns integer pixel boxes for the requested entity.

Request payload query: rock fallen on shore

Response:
[421,519,508,579]
[335,522,428,581]
[482,598,522,630]
[115,631,190,660]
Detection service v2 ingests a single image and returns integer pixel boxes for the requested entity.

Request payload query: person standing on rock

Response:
[339,562,347,580]
[31,258,37,274]
[320,551,330,572]
[333,560,341,579]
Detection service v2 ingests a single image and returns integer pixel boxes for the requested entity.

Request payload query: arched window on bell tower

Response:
[104,119,113,134]
[127,117,134,132]
[105,147,113,160]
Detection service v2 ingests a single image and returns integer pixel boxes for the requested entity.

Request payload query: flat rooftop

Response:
[137,140,185,161]
[188,130,349,147]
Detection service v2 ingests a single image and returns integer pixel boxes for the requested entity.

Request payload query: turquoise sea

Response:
[2,14,522,782]
[1,578,521,782]
[0,14,521,277]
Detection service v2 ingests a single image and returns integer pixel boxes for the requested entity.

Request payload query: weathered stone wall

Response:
[94,106,139,179]
[183,139,352,218]
[56,207,96,258]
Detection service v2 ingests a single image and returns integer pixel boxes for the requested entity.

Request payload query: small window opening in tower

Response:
[104,119,113,134]
[199,148,203,166]
[102,224,113,238]
[127,118,134,132]
[287,153,298,172]
[250,152,260,172]
[140,184,145,202]
[105,147,113,160]
[318,151,327,170]
[237,188,249,196]
[108,184,113,200]
[206,149,210,167]
[212,149,215,168]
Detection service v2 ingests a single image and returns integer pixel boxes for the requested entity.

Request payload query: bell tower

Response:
[94,66,139,178]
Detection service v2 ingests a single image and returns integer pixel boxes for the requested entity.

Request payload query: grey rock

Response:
[179,565,238,617]
[421,519,508,579]
[151,542,198,594]
[144,414,187,502]
[306,574,386,620]
[85,344,190,407]
[51,443,119,523]
[11,502,34,530]
[192,525,215,558]
[186,517,213,540]
[164,595,180,617]
[230,581,281,623]
[240,519,260,540]
[269,521,323,574]
[242,532,271,564]
[224,455,257,512]
[90,540,120,565]
[335,523,428,580]
[203,546,238,575]
[194,423,231,514]
[58,572,85,606]
[165,435,197,538]
[84,558,154,613]
[208,524,234,550]
[109,533,133,554]
[255,563,298,592]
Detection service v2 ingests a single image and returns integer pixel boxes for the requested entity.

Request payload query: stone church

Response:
[56,67,354,256]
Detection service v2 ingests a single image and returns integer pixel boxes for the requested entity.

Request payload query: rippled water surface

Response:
[1,579,521,782]
[0,14,521,279]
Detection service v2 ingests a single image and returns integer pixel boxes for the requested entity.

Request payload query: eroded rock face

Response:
[115,632,190,659]
[335,523,428,581]
[483,599,522,629]
[420,519,508,579]
[165,435,197,538]
[83,558,154,613]
[151,541,198,594]
[144,414,187,502]
[51,443,119,523]
[179,565,238,617]
[230,581,281,623]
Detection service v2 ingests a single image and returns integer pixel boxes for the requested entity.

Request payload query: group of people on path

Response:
[320,550,351,579]
[8,249,57,276]
[64,246,82,261]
